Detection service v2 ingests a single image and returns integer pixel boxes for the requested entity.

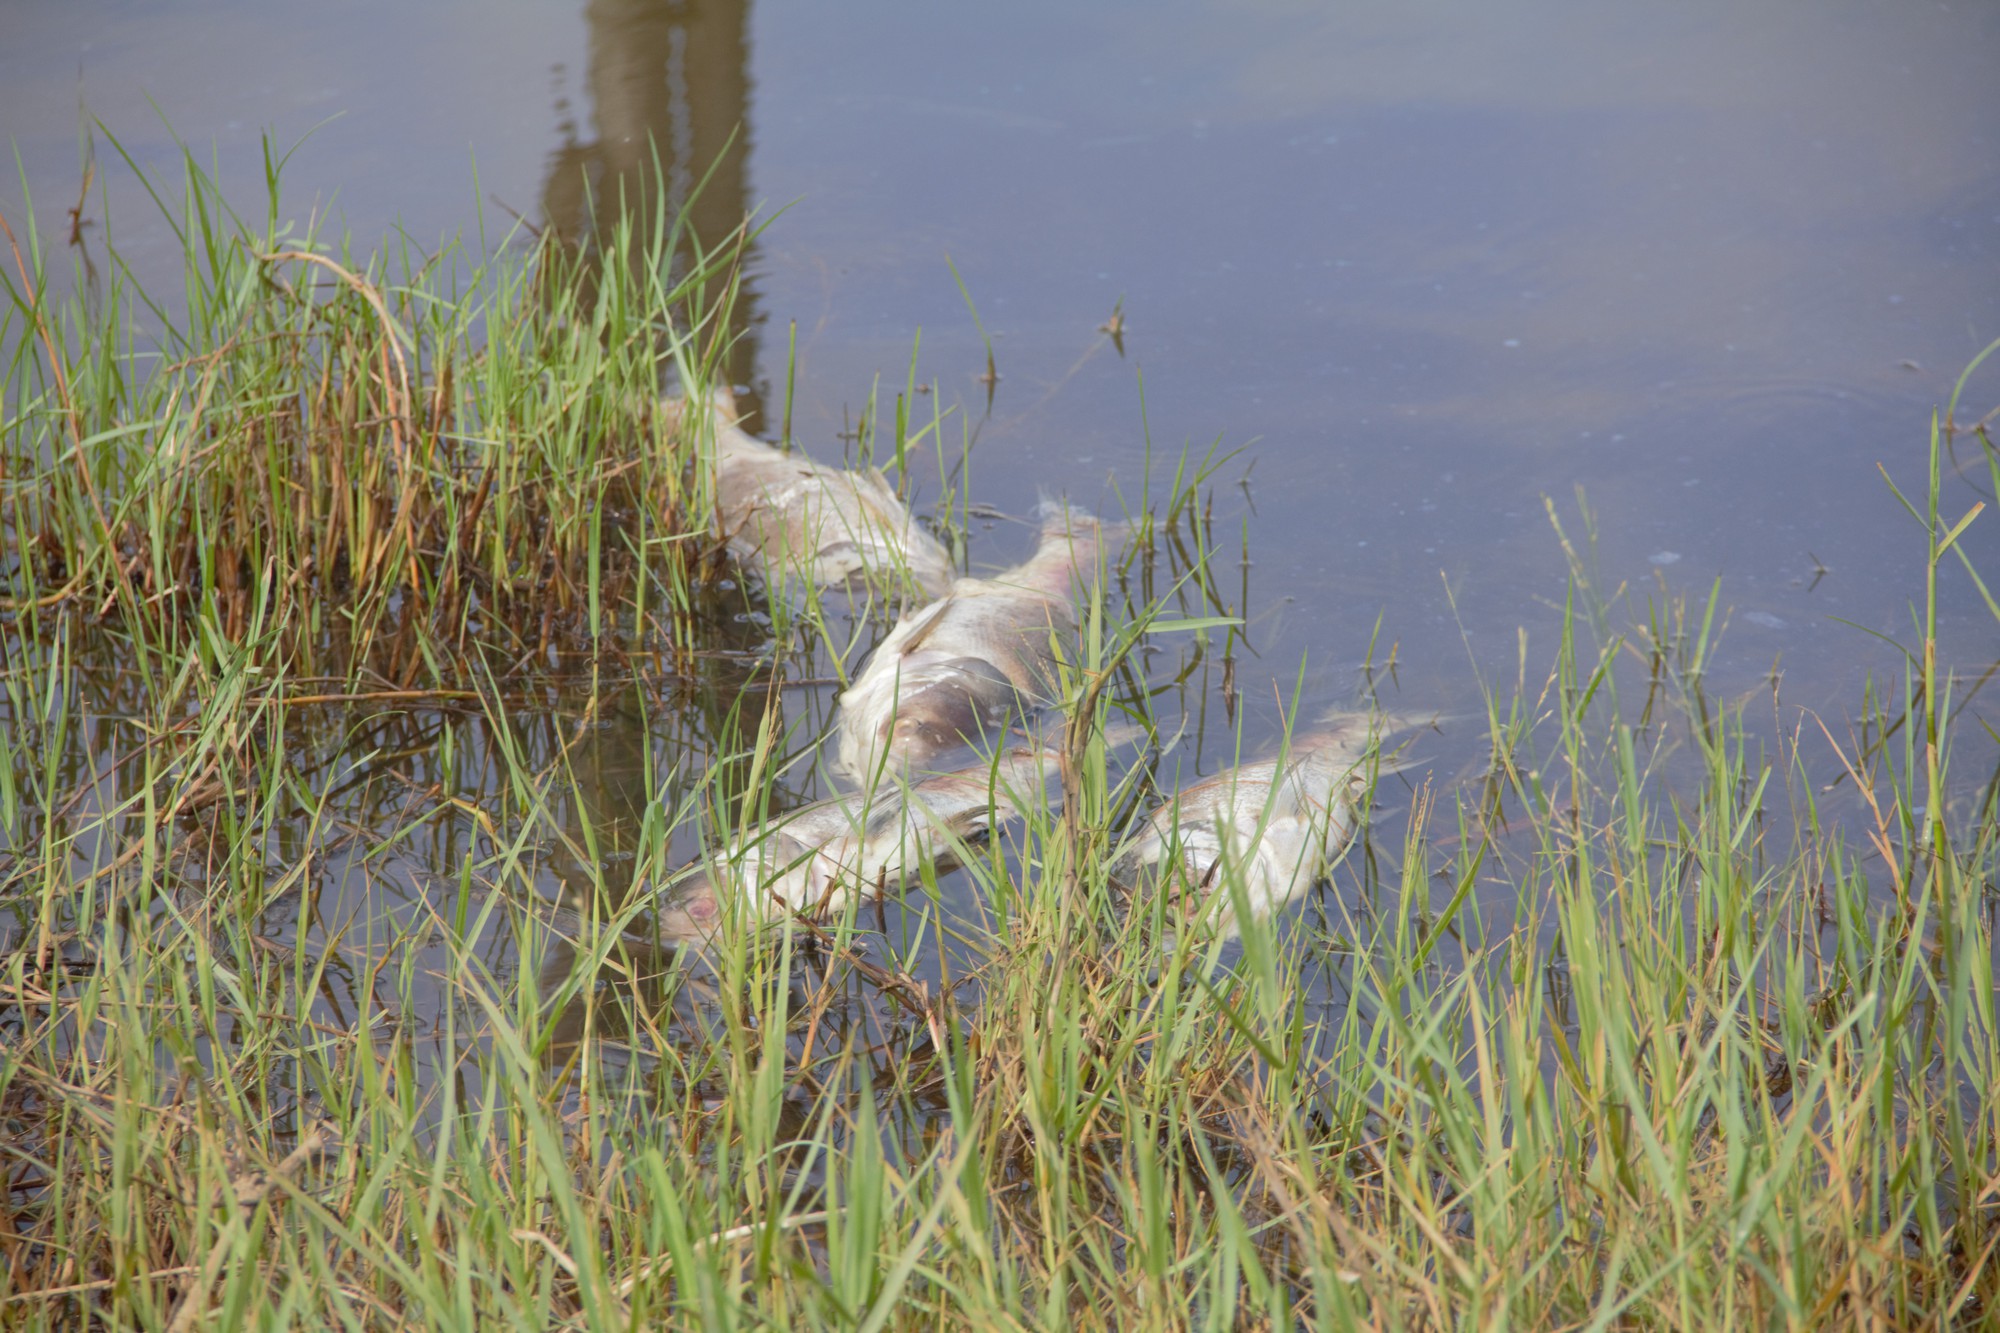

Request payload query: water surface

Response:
[5,0,1999,1072]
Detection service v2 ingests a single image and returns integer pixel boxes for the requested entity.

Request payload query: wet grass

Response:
[2,145,1999,1330]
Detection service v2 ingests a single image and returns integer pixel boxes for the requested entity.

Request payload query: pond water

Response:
[4,0,1999,1071]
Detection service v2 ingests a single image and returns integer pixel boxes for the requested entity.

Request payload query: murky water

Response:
[5,0,2000,1083]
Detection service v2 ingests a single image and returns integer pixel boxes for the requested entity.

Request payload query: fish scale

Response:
[662,389,955,600]
[835,503,1123,781]
[1121,712,1430,937]
[657,744,1065,937]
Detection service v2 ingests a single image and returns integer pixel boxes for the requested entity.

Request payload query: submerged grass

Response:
[1,143,1998,1330]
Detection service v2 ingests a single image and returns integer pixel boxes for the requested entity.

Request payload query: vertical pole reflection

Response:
[542,0,764,427]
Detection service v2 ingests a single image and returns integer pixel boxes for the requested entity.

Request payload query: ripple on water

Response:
[1647,371,1929,433]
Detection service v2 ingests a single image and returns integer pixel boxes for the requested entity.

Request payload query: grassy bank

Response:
[1,135,780,682]
[2,148,1998,1330]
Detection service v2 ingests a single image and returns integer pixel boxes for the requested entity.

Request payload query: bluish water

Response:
[9,0,1997,705]
[4,0,1999,1037]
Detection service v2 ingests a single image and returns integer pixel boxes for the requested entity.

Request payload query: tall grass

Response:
[2,131,759,688]
[1,146,1997,1330]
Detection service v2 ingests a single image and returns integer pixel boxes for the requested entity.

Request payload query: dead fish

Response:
[662,390,955,600]
[658,745,1063,936]
[1122,712,1425,937]
[834,502,1124,781]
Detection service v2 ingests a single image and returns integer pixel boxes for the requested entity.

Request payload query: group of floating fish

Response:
[653,390,1421,944]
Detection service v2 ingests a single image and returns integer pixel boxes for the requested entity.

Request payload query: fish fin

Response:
[1032,489,1072,519]
[854,465,903,504]
[895,594,957,654]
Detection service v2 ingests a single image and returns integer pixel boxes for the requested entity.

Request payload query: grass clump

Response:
[2,132,756,684]
[1,141,1998,1331]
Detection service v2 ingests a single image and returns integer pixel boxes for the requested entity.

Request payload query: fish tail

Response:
[1033,493,1132,553]
[1306,707,1449,774]
[658,385,747,444]
[1312,706,1446,735]
[1032,490,1086,531]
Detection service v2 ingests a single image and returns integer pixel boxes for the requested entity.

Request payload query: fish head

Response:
[653,866,727,941]
[883,663,1027,768]
[887,711,979,769]
[889,699,1004,764]
[658,828,836,933]
[729,828,844,917]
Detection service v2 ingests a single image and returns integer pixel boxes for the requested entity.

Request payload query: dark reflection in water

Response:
[542,0,765,424]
